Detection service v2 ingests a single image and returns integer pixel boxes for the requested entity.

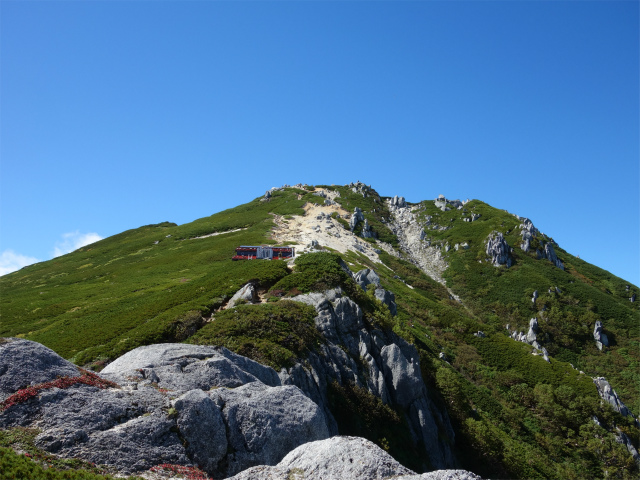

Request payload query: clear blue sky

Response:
[1,0,638,285]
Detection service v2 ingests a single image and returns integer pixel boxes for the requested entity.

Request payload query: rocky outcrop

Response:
[390,195,407,208]
[347,181,372,198]
[227,283,257,308]
[526,317,541,349]
[0,339,329,478]
[507,319,546,356]
[210,382,329,476]
[486,233,512,267]
[375,287,397,316]
[101,343,281,390]
[593,321,609,351]
[262,186,284,201]
[228,436,482,480]
[434,195,463,212]
[0,339,80,402]
[350,207,365,232]
[615,428,640,465]
[354,268,381,290]
[361,218,376,238]
[353,268,397,315]
[285,289,456,469]
[519,218,538,253]
[386,200,448,284]
[537,242,564,270]
[593,377,632,417]
[541,347,550,363]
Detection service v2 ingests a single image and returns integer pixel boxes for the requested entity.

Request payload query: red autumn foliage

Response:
[0,370,119,412]
[150,463,212,480]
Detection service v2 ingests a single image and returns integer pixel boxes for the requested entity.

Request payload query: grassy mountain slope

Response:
[1,184,639,479]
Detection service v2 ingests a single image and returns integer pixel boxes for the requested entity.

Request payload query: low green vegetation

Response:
[413,199,639,412]
[1,184,638,479]
[0,428,144,480]
[187,300,320,370]
[0,189,303,364]
[269,251,357,297]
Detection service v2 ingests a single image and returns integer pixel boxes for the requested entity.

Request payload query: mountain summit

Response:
[1,182,638,479]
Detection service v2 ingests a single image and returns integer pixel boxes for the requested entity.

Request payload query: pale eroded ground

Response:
[270,188,386,265]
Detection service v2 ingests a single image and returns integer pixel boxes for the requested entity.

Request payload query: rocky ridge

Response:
[283,282,456,470]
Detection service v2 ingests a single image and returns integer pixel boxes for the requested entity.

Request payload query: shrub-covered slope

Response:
[1,183,638,479]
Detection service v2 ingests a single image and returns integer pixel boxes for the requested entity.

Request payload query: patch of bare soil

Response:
[270,188,387,265]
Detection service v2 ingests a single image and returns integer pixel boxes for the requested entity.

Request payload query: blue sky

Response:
[1,0,638,285]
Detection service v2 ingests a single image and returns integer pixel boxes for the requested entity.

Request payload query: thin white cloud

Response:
[53,231,103,258]
[0,250,40,276]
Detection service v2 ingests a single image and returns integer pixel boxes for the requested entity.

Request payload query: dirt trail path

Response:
[270,188,384,265]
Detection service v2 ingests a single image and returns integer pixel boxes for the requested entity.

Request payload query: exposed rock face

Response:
[519,218,538,252]
[227,283,257,308]
[350,207,365,232]
[173,389,227,473]
[361,218,376,238]
[285,289,456,470]
[210,382,330,476]
[486,233,512,267]
[347,181,372,198]
[434,195,463,212]
[593,321,609,351]
[390,195,407,208]
[541,347,550,363]
[615,428,640,465]
[594,377,632,417]
[526,318,539,347]
[227,436,482,480]
[0,339,80,402]
[0,340,328,478]
[509,319,543,351]
[375,287,397,316]
[262,186,283,201]
[354,268,381,290]
[101,343,281,390]
[537,242,564,270]
[386,200,448,285]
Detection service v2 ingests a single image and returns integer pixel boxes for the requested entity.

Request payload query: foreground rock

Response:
[0,339,328,478]
[0,338,79,402]
[227,436,482,480]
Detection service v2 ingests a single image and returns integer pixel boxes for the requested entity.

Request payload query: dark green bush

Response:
[187,301,320,370]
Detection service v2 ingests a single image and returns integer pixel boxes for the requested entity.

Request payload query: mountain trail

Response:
[271,188,383,265]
